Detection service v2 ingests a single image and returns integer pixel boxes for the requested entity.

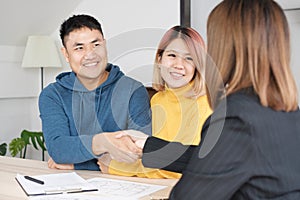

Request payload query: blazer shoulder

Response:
[225,92,262,119]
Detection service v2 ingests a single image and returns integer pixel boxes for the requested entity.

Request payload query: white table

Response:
[0,156,178,200]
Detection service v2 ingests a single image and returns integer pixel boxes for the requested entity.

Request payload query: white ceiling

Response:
[0,0,299,46]
[0,0,82,46]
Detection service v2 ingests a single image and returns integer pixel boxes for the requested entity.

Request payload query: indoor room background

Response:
[0,0,299,159]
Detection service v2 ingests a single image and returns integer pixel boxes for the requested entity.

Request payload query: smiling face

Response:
[61,27,108,90]
[159,38,195,89]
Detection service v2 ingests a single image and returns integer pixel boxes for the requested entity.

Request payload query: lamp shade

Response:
[22,36,62,68]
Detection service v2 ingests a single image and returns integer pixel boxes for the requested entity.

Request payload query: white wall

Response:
[191,0,222,42]
[48,0,180,87]
[0,0,179,159]
[286,10,300,101]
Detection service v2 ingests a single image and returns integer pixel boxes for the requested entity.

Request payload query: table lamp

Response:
[22,35,62,90]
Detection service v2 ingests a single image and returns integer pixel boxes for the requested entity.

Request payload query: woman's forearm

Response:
[142,137,197,173]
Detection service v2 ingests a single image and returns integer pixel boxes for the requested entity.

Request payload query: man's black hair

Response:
[60,14,104,47]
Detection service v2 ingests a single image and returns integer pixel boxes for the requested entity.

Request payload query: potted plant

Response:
[9,130,46,160]
[0,142,7,156]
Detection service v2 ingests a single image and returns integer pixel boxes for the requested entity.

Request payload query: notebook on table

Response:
[15,172,98,196]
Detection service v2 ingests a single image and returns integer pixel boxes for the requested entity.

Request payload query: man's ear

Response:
[61,47,69,63]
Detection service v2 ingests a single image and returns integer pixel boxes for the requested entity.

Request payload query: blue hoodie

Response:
[39,64,152,170]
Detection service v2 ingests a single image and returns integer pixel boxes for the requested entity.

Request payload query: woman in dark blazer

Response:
[138,0,300,199]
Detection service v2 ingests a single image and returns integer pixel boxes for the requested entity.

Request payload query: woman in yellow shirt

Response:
[98,26,212,178]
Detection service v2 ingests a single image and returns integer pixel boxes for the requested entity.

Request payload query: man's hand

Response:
[92,131,141,163]
[97,153,112,174]
[47,157,74,170]
[116,130,149,149]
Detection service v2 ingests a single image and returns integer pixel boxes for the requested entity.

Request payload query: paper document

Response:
[29,193,124,200]
[15,172,98,196]
[29,177,167,200]
[87,177,167,199]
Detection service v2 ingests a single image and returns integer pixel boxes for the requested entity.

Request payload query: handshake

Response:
[47,130,148,171]
[92,130,149,172]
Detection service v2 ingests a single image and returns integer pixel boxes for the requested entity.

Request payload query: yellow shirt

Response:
[108,83,212,178]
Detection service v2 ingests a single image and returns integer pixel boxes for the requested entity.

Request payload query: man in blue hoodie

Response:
[38,14,151,171]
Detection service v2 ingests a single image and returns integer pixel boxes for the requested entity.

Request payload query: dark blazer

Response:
[142,89,300,199]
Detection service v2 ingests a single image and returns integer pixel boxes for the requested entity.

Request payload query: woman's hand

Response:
[116,130,149,149]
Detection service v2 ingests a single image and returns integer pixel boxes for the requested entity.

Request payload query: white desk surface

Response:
[0,156,178,200]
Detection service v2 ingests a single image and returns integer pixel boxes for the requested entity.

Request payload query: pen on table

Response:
[24,175,44,185]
